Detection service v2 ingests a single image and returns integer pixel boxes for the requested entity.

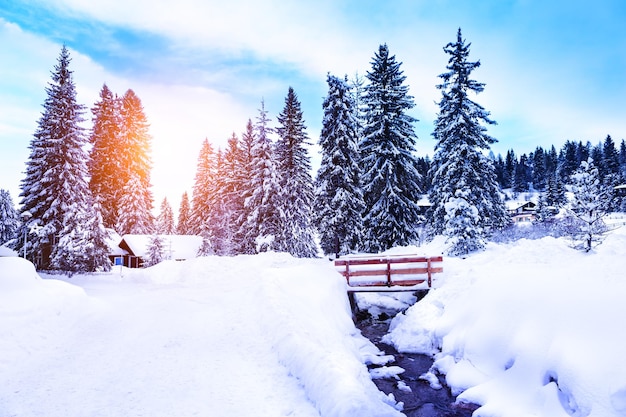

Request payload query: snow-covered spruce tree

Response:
[176,191,192,235]
[156,197,176,235]
[274,87,318,257]
[429,29,509,256]
[144,234,164,267]
[532,147,548,191]
[314,74,365,256]
[190,138,217,236]
[51,200,111,274]
[567,158,612,252]
[443,187,483,256]
[18,45,109,270]
[241,100,283,253]
[360,44,422,253]
[546,173,567,207]
[89,84,122,228]
[0,189,20,245]
[116,89,153,233]
[210,135,243,255]
[116,173,155,235]
[349,72,367,142]
[234,119,257,254]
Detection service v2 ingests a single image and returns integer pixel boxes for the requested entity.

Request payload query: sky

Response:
[1,0,625,213]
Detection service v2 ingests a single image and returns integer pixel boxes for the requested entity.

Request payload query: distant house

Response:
[112,234,203,268]
[507,201,536,223]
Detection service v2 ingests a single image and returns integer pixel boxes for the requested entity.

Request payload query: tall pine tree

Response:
[156,197,176,235]
[116,89,153,233]
[274,87,318,257]
[176,191,192,235]
[19,45,109,270]
[116,173,154,235]
[429,29,508,256]
[234,119,258,254]
[190,138,217,236]
[360,44,422,253]
[568,158,611,252]
[89,84,122,228]
[0,189,20,245]
[241,100,282,253]
[314,74,365,256]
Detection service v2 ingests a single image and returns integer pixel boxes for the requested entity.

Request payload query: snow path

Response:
[2,277,320,417]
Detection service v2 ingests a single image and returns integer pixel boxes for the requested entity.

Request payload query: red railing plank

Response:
[335,255,443,288]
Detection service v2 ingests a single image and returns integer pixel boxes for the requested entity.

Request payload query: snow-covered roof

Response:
[506,200,536,211]
[119,235,202,260]
[106,230,127,256]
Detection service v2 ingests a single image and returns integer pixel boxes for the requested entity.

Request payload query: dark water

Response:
[356,315,479,417]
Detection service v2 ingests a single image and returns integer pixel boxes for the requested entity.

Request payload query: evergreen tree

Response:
[349,72,367,142]
[512,154,530,192]
[50,200,111,274]
[145,234,164,266]
[429,29,509,256]
[0,189,20,245]
[116,174,155,235]
[442,187,483,256]
[18,45,106,270]
[504,150,516,189]
[234,119,257,254]
[619,139,626,178]
[190,138,217,236]
[590,143,604,179]
[241,100,282,253]
[545,145,559,178]
[567,158,611,252]
[546,173,567,207]
[274,87,318,257]
[493,154,507,189]
[602,135,620,179]
[314,74,365,256]
[176,191,192,235]
[534,192,551,223]
[211,135,243,255]
[89,84,122,228]
[416,156,433,194]
[117,89,153,233]
[576,141,592,167]
[558,140,579,181]
[156,197,176,235]
[360,44,422,252]
[532,146,547,190]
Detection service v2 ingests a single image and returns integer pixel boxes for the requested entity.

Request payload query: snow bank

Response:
[131,253,403,416]
[1,253,402,417]
[0,257,87,313]
[139,253,402,417]
[0,257,91,377]
[254,255,402,417]
[385,227,626,417]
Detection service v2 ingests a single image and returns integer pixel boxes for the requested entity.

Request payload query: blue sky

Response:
[1,0,625,210]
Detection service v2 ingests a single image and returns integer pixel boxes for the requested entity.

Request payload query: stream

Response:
[355,299,479,417]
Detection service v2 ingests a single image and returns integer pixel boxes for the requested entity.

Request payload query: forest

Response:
[1,29,625,273]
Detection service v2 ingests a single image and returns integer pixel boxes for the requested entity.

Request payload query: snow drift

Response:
[0,252,401,417]
[385,223,626,417]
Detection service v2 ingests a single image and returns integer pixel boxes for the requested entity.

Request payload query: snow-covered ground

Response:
[2,218,626,417]
[384,216,626,417]
[0,254,400,417]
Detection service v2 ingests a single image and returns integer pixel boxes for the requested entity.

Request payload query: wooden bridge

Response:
[335,255,443,292]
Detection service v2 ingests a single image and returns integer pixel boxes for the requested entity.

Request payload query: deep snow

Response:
[2,217,626,417]
[0,253,400,417]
